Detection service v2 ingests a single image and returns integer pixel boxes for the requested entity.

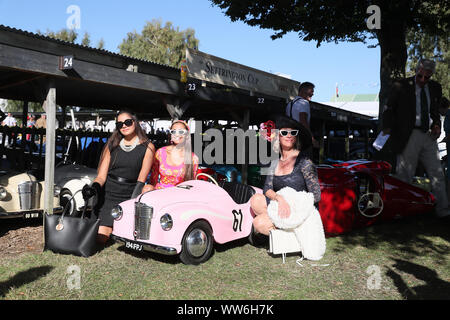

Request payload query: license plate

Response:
[125,241,143,251]
[24,212,39,219]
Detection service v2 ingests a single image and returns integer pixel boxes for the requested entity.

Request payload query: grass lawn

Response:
[0,214,449,300]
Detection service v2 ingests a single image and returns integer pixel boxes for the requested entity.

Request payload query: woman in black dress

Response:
[250,115,321,235]
[82,110,155,244]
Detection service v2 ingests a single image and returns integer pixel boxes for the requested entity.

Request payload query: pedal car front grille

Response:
[134,202,153,240]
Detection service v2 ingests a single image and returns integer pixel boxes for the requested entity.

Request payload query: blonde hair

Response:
[170,120,194,181]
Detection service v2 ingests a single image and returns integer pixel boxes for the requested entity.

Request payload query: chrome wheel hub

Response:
[186,228,208,257]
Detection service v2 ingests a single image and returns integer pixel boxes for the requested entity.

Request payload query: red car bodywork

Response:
[317,160,435,237]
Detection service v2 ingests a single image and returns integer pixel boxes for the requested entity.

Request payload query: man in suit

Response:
[382,58,448,218]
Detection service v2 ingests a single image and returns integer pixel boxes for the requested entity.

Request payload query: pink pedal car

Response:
[110,174,262,265]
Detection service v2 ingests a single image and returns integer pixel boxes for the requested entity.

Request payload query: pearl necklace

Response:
[120,137,139,152]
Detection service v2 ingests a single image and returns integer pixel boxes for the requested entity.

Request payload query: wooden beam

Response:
[22,101,28,128]
[43,82,56,215]
[0,43,184,97]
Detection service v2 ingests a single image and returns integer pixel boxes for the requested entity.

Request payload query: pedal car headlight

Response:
[0,186,7,200]
[54,185,61,196]
[111,205,123,220]
[160,214,173,231]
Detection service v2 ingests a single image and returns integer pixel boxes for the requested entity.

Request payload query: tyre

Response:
[179,220,214,265]
[248,224,268,247]
[60,189,77,216]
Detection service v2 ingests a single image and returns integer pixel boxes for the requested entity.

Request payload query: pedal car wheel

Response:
[179,220,214,265]
[60,189,77,216]
[248,224,268,247]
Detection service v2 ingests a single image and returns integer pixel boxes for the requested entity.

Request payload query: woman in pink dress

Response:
[145,120,199,191]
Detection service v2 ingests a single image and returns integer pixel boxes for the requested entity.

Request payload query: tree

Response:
[97,38,105,50]
[81,32,91,46]
[118,19,199,68]
[210,0,449,120]
[37,28,78,43]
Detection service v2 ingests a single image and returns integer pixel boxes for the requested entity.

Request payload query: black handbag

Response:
[44,201,100,258]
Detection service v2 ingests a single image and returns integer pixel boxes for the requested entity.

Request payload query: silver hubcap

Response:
[186,228,208,257]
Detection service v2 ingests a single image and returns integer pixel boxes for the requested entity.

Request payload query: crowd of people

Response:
[0,112,47,128]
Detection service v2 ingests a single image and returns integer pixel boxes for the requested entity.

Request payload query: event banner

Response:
[186,48,300,100]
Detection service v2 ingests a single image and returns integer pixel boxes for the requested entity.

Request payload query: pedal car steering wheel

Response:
[357,193,384,218]
[196,173,219,186]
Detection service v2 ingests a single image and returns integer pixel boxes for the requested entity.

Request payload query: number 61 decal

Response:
[232,209,243,232]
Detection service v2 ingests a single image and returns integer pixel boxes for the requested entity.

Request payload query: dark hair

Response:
[170,120,194,181]
[106,110,148,151]
[298,82,315,93]
[99,110,150,165]
[274,115,312,150]
[276,118,301,151]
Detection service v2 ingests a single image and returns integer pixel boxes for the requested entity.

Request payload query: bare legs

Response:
[250,194,275,236]
[97,226,112,245]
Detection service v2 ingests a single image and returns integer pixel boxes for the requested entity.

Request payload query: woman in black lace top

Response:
[250,115,321,235]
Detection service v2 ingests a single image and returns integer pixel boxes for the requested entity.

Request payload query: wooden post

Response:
[365,128,369,159]
[22,101,28,128]
[61,105,67,129]
[43,83,56,215]
[345,124,350,161]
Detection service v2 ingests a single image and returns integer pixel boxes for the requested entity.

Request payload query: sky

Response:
[0,0,381,103]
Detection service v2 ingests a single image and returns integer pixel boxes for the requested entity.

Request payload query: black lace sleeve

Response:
[299,158,321,203]
[263,171,274,196]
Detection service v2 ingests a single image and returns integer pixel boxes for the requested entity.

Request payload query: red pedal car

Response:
[317,160,435,236]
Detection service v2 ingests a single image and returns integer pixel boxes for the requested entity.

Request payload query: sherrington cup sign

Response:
[186,48,300,100]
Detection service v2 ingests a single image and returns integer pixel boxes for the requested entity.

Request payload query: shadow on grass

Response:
[330,215,450,265]
[0,266,53,297]
[386,259,450,300]
[215,237,250,253]
[115,237,255,264]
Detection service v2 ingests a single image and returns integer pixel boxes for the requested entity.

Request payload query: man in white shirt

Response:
[286,82,318,150]
[2,113,17,126]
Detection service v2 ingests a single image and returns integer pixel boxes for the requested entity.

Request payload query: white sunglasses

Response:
[170,129,188,135]
[279,129,299,137]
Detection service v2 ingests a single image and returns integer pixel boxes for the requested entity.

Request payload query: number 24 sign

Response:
[59,55,74,70]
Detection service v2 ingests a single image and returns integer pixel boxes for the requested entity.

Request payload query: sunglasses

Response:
[279,130,299,137]
[417,73,431,80]
[170,129,188,136]
[116,118,134,130]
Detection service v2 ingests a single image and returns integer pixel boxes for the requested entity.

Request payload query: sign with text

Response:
[186,48,300,100]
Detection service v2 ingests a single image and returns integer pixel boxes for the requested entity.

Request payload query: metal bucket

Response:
[18,181,38,210]
[134,202,153,240]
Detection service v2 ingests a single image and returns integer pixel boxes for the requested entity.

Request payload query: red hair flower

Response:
[260,120,276,142]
